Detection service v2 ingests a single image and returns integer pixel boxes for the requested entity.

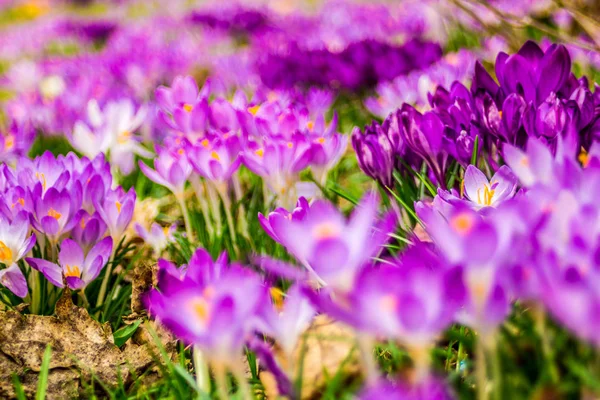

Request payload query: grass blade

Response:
[36,345,52,400]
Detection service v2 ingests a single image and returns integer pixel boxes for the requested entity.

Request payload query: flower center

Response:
[115,201,122,213]
[183,103,194,113]
[47,208,62,220]
[247,105,260,115]
[313,222,340,239]
[450,213,474,235]
[476,184,496,206]
[64,264,81,278]
[0,241,13,264]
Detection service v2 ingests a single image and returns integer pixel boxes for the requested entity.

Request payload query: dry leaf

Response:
[266,315,360,400]
[0,289,174,399]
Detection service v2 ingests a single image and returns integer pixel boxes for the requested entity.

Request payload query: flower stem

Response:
[216,184,239,257]
[193,345,210,395]
[96,243,117,309]
[231,362,252,400]
[176,194,194,242]
[476,335,488,400]
[213,363,229,400]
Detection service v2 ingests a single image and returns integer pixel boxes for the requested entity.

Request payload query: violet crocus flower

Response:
[359,377,455,400]
[352,121,396,188]
[139,145,193,198]
[71,211,108,254]
[0,263,28,298]
[155,75,209,135]
[241,135,314,207]
[258,197,310,243]
[187,136,242,184]
[436,165,517,211]
[27,237,112,290]
[94,187,136,242]
[260,193,396,291]
[0,212,36,267]
[71,99,152,175]
[145,248,269,367]
[257,284,316,357]
[135,223,176,254]
[30,187,78,243]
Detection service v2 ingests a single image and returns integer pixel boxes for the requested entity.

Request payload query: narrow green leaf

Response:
[470,135,479,166]
[385,186,419,222]
[327,186,359,205]
[11,374,26,400]
[36,345,52,400]
[113,319,142,347]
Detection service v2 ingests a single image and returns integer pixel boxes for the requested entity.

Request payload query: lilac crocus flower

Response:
[27,237,112,290]
[0,263,28,298]
[187,136,241,184]
[135,223,176,254]
[71,211,108,254]
[257,284,316,357]
[30,187,78,243]
[462,165,517,209]
[260,193,396,291]
[155,76,209,135]
[352,121,396,188]
[0,212,36,267]
[139,145,193,197]
[145,248,269,366]
[71,99,152,175]
[359,377,455,400]
[258,197,310,243]
[94,187,136,242]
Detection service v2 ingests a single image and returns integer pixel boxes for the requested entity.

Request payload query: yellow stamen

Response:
[36,172,47,191]
[47,208,61,220]
[200,138,210,148]
[177,148,185,155]
[476,185,496,206]
[287,142,293,149]
[163,226,170,236]
[306,121,315,131]
[210,151,221,161]
[64,264,81,278]
[498,110,503,119]
[579,147,589,167]
[115,201,122,213]
[247,105,260,115]
[255,148,264,157]
[192,298,210,322]
[4,135,14,150]
[380,294,397,312]
[520,157,529,167]
[0,241,13,264]
[313,222,340,239]
[270,287,285,311]
[117,131,131,144]
[12,198,24,209]
[183,103,194,113]
[450,213,474,235]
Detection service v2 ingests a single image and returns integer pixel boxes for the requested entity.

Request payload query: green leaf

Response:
[113,319,142,347]
[11,374,26,400]
[470,135,479,166]
[36,345,52,400]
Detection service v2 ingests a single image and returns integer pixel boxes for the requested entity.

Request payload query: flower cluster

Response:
[0,151,134,297]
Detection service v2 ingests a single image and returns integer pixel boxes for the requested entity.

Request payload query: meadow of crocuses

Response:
[2,0,600,399]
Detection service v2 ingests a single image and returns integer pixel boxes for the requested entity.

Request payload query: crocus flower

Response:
[94,187,136,242]
[145,248,269,367]
[257,284,316,357]
[187,136,241,184]
[71,211,108,254]
[260,193,395,291]
[135,222,176,254]
[258,197,310,243]
[71,99,152,175]
[359,377,455,400]
[139,145,193,198]
[30,187,79,243]
[27,237,112,290]
[0,212,36,267]
[352,121,396,188]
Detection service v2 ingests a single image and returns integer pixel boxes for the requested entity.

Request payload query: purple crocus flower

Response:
[187,136,242,184]
[139,145,193,197]
[30,187,78,243]
[135,222,176,254]
[437,165,517,211]
[259,193,396,291]
[71,211,108,254]
[27,237,112,290]
[257,284,316,357]
[0,212,36,267]
[155,76,209,135]
[258,197,310,243]
[94,187,136,242]
[145,248,269,366]
[352,121,396,188]
[359,377,455,400]
[0,263,28,298]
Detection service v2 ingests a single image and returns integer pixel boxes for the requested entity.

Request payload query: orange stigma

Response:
[183,103,194,113]
[64,264,81,278]
[0,241,13,264]
[47,208,61,220]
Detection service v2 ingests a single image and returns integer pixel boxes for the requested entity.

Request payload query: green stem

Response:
[231,362,252,400]
[213,363,229,400]
[476,335,488,400]
[490,339,502,400]
[216,184,239,257]
[176,194,194,242]
[96,244,117,309]
[193,345,210,394]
